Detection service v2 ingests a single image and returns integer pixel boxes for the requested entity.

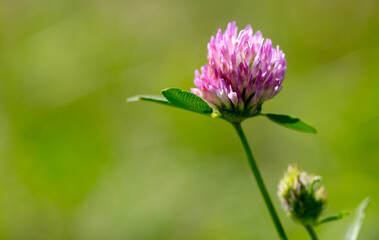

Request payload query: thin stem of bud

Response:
[304,225,318,240]
[233,122,288,240]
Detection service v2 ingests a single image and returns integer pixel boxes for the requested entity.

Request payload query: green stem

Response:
[233,123,288,240]
[304,225,318,240]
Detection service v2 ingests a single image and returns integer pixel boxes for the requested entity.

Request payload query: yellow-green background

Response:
[0,0,378,239]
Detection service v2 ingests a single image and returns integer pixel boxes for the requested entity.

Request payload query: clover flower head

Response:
[191,21,286,122]
[278,165,327,225]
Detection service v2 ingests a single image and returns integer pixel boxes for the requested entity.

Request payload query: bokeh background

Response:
[0,0,378,239]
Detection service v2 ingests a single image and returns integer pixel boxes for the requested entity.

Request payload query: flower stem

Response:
[233,122,288,240]
[304,225,318,240]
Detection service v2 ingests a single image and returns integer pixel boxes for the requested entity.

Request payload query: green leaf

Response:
[316,211,351,226]
[263,113,317,133]
[345,197,371,240]
[127,89,214,116]
[127,95,172,106]
[161,88,213,114]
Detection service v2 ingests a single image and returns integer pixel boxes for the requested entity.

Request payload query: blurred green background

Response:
[0,0,378,239]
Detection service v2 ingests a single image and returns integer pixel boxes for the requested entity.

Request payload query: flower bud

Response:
[278,165,327,225]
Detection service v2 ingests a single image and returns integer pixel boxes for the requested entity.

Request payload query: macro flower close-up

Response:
[191,21,287,121]
[129,21,318,240]
[127,17,373,239]
[1,0,378,239]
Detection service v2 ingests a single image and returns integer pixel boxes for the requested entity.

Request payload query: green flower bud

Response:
[278,165,327,225]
